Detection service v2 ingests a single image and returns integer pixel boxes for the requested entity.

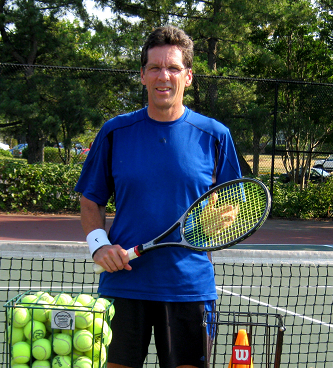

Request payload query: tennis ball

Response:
[95,298,110,309]
[72,349,85,360]
[53,333,72,355]
[74,294,94,306]
[32,360,51,368]
[20,294,38,306]
[52,355,71,368]
[88,318,112,345]
[54,293,73,306]
[12,307,31,328]
[73,356,93,368]
[85,341,106,362]
[12,341,31,364]
[32,338,52,360]
[108,304,115,320]
[73,330,93,352]
[75,308,93,329]
[36,292,55,305]
[23,320,46,341]
[94,298,115,319]
[12,364,30,368]
[86,302,105,320]
[30,301,50,323]
[8,326,25,345]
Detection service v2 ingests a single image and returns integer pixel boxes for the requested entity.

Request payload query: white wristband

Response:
[86,229,111,257]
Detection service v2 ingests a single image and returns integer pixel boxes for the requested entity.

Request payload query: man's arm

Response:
[80,195,132,272]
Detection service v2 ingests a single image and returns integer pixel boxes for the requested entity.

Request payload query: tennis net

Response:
[1,241,333,367]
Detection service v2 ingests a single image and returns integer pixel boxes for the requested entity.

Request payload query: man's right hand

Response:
[93,244,132,273]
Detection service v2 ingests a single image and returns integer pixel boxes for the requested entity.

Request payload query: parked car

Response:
[81,148,90,155]
[280,167,331,184]
[11,143,28,157]
[313,154,333,172]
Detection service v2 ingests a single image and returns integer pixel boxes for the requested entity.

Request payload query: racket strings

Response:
[184,182,268,249]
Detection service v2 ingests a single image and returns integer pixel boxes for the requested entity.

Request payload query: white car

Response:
[314,155,333,172]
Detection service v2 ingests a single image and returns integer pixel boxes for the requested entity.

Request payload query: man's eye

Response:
[149,67,160,72]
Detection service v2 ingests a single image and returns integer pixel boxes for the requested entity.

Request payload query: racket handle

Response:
[127,246,140,260]
[93,263,105,274]
[93,246,140,274]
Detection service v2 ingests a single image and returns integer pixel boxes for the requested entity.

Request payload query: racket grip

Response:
[93,246,140,273]
[93,263,105,274]
[127,246,140,260]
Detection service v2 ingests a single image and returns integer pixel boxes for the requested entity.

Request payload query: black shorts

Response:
[104,297,215,368]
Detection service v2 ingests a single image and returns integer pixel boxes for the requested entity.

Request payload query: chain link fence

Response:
[1,63,333,211]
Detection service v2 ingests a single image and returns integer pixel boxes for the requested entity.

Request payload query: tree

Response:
[0,0,90,163]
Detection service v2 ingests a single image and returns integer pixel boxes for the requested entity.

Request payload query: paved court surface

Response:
[0,213,332,245]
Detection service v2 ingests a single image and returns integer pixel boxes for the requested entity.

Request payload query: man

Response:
[75,26,241,368]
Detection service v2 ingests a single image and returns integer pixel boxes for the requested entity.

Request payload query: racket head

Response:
[181,178,271,251]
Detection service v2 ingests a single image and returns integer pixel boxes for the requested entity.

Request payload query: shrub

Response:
[0,148,13,158]
[272,178,333,219]
[0,160,115,213]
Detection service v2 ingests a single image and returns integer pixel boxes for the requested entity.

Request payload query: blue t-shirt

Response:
[75,107,241,302]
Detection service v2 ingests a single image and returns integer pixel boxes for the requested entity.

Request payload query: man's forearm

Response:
[80,195,106,236]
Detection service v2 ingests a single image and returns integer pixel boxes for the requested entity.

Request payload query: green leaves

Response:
[272,179,333,219]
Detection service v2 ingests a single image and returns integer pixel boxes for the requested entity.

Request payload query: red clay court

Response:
[0,213,332,245]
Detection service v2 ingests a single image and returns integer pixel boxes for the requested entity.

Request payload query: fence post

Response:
[270,82,279,215]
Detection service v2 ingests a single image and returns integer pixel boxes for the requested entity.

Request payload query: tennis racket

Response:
[93,177,271,274]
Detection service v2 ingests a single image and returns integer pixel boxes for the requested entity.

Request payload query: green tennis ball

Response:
[73,330,93,352]
[74,294,94,306]
[86,302,105,320]
[73,356,93,368]
[95,298,115,319]
[12,341,31,364]
[54,293,73,306]
[8,326,25,345]
[23,320,46,341]
[85,341,106,363]
[52,355,71,368]
[88,318,112,345]
[36,292,55,304]
[32,338,52,360]
[20,294,38,306]
[30,301,50,323]
[72,349,85,360]
[32,360,51,368]
[12,364,30,368]
[108,304,115,320]
[53,333,72,356]
[13,308,31,328]
[75,309,93,329]
[95,298,110,309]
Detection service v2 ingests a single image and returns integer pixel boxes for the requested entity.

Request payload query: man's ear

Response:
[185,69,193,87]
[140,67,146,85]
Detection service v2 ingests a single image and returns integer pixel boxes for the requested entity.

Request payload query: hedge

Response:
[0,156,332,219]
[0,159,115,213]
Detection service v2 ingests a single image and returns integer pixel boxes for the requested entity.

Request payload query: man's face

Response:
[141,44,192,121]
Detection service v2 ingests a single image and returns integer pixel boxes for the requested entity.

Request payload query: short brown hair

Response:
[141,26,193,69]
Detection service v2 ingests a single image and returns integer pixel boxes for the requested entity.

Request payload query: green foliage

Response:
[44,147,86,164]
[0,149,13,158]
[0,160,115,213]
[272,179,333,219]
